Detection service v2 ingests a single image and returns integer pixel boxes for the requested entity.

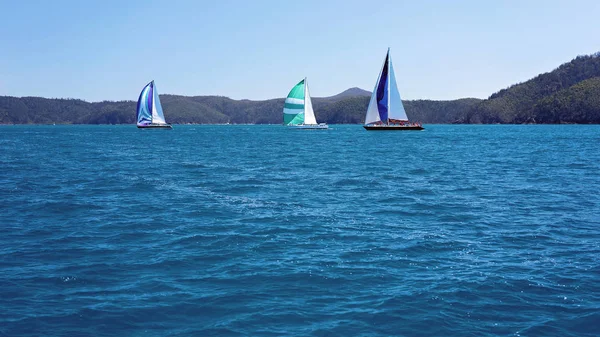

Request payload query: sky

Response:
[1,0,599,102]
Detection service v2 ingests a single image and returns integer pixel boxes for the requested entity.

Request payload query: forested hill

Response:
[463,52,600,123]
[2,52,600,124]
[0,91,481,125]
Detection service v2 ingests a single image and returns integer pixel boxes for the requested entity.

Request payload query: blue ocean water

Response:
[1,124,599,336]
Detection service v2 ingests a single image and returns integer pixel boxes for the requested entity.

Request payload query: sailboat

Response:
[363,49,423,131]
[136,81,172,129]
[283,78,328,129]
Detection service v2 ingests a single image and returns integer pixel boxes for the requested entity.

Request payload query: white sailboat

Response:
[283,78,328,129]
[364,48,423,131]
[136,80,172,129]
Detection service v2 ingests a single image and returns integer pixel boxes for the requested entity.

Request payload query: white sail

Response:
[151,82,167,125]
[365,80,382,125]
[303,78,317,125]
[388,53,408,121]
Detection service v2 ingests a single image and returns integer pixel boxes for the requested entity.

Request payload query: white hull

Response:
[287,124,329,129]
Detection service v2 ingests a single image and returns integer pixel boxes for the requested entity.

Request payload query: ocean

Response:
[1,124,599,336]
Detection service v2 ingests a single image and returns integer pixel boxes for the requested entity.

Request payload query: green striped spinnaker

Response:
[283,79,305,125]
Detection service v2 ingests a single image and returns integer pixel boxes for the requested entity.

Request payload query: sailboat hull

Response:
[363,125,423,131]
[137,124,173,129]
[287,124,329,129]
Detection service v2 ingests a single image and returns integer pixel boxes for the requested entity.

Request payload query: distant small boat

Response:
[283,78,328,129]
[136,81,172,129]
[364,49,423,131]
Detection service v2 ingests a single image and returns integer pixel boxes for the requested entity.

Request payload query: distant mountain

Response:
[318,87,371,101]
[463,52,600,123]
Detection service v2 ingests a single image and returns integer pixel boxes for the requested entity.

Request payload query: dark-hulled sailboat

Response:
[363,49,423,131]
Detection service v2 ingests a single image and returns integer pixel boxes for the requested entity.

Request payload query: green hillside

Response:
[464,53,600,123]
[531,77,600,123]
[0,93,479,125]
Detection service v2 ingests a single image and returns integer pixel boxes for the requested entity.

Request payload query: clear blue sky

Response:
[1,0,599,102]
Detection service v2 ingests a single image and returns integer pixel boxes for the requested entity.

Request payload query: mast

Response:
[150,81,154,124]
[304,76,307,115]
[304,77,307,125]
[387,48,391,125]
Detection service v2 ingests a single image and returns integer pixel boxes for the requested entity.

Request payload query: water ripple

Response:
[1,124,599,336]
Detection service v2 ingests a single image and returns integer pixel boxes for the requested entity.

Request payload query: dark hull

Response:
[137,124,173,129]
[363,125,424,131]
